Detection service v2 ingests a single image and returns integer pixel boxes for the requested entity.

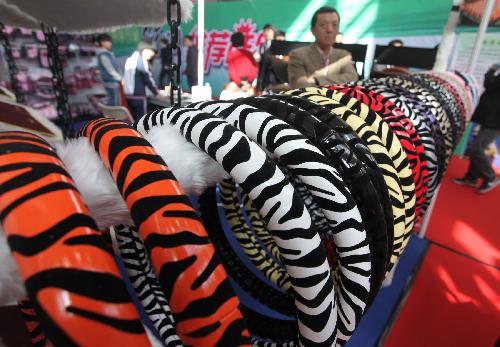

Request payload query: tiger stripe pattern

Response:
[282,93,407,268]
[111,224,182,346]
[326,85,429,220]
[218,180,292,290]
[80,118,251,346]
[18,298,49,347]
[0,131,150,346]
[136,107,340,346]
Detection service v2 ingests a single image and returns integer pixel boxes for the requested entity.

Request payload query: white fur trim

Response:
[53,139,133,229]
[142,125,229,196]
[0,233,26,305]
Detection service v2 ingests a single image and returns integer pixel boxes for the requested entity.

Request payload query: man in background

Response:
[288,7,358,88]
[454,64,500,193]
[96,34,122,106]
[256,24,275,92]
[123,41,159,119]
[183,35,198,91]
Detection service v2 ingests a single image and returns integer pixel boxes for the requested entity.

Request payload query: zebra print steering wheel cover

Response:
[420,72,467,134]
[282,91,408,270]
[0,131,151,346]
[136,107,339,346]
[218,179,292,291]
[188,100,371,344]
[322,86,428,221]
[405,74,462,145]
[266,93,395,272]
[380,76,455,159]
[287,89,416,254]
[352,82,445,215]
[80,118,250,346]
[111,225,182,346]
[197,186,297,340]
[227,96,389,306]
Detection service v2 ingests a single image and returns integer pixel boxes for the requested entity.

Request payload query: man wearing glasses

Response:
[288,7,358,88]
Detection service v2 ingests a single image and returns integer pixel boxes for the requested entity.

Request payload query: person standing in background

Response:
[159,37,173,88]
[288,7,358,88]
[453,64,500,193]
[96,34,122,106]
[256,24,275,92]
[275,31,286,41]
[123,41,159,119]
[183,35,198,91]
[225,32,258,96]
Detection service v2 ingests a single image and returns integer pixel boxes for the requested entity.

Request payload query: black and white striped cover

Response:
[136,107,340,346]
[111,225,182,346]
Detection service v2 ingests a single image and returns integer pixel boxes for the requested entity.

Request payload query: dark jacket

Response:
[185,46,198,87]
[471,68,500,130]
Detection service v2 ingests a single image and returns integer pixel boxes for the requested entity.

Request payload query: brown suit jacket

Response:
[288,44,359,88]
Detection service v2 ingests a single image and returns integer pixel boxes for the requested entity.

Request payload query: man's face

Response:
[183,38,193,47]
[101,40,112,50]
[263,28,274,41]
[311,12,339,48]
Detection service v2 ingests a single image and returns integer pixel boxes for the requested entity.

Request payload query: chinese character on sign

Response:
[190,18,263,74]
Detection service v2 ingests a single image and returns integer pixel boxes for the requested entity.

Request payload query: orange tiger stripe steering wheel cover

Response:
[80,118,250,346]
[0,131,150,346]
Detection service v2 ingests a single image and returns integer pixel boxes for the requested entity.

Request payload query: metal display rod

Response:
[41,24,73,138]
[467,0,495,74]
[433,0,463,72]
[197,0,205,87]
[0,23,26,103]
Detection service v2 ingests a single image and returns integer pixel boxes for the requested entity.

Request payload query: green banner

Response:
[110,0,499,95]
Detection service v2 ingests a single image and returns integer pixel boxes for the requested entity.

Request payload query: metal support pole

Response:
[418,185,441,238]
[433,0,463,72]
[41,24,73,138]
[0,23,26,103]
[197,0,205,86]
[467,0,495,74]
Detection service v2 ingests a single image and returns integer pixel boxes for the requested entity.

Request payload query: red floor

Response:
[384,157,500,347]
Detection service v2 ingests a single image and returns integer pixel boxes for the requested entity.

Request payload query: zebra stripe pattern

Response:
[326,85,429,220]
[189,99,372,344]
[292,88,416,240]
[229,96,388,306]
[380,76,455,160]
[80,118,251,346]
[355,82,446,214]
[282,92,407,269]
[136,107,340,346]
[111,224,182,346]
[241,191,284,265]
[218,180,292,291]
[0,131,150,346]
[266,94,395,271]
